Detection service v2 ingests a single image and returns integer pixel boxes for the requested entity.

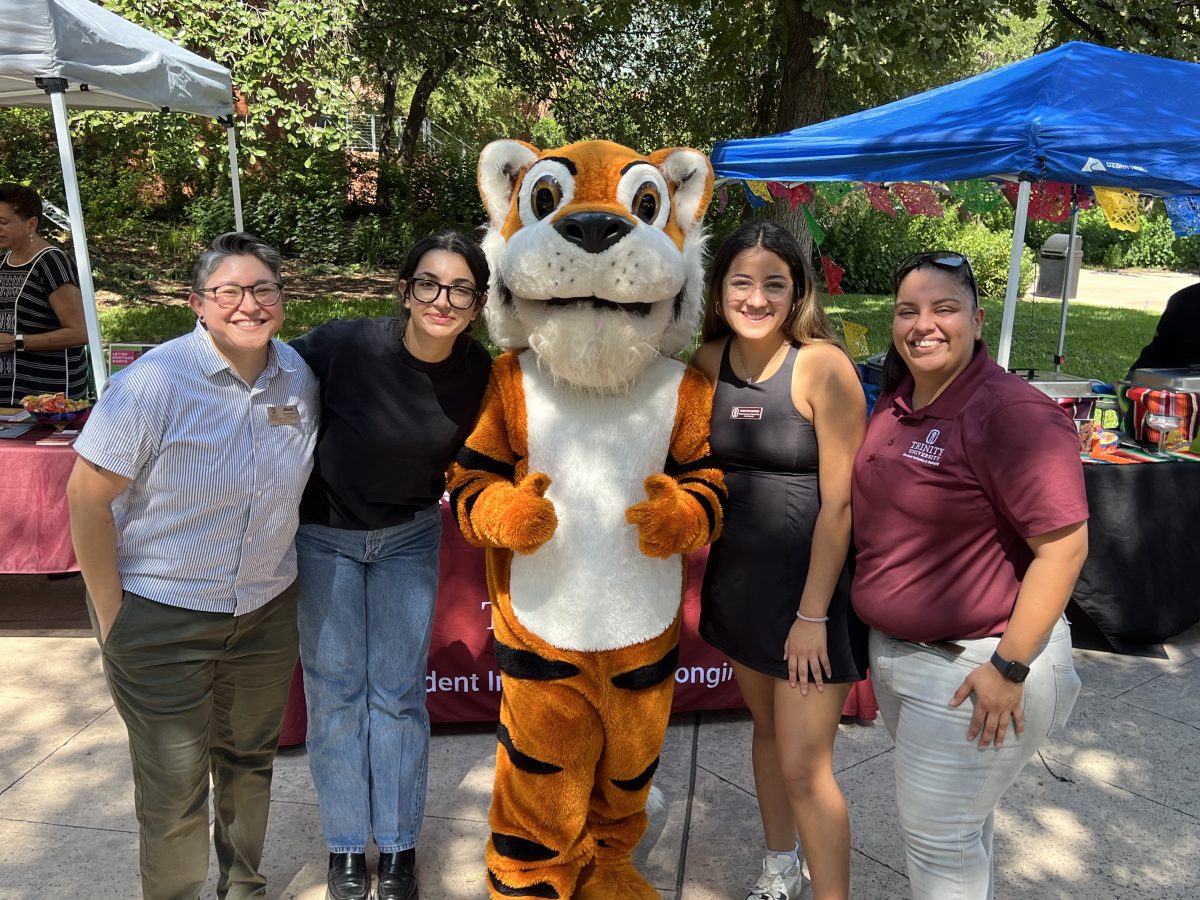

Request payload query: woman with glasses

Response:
[68,232,318,899]
[289,232,491,900]
[852,251,1087,899]
[690,221,868,900]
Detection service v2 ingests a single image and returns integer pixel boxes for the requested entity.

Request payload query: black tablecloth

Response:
[1070,462,1200,655]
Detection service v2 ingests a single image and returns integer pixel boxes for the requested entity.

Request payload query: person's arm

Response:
[66,457,132,641]
[784,345,866,692]
[30,282,89,350]
[950,520,1087,747]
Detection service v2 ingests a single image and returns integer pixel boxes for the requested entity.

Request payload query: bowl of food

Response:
[20,392,92,430]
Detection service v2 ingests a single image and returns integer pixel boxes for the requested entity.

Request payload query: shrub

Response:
[819,193,1034,298]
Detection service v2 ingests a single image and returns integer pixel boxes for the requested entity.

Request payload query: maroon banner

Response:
[425,502,745,723]
[278,502,877,744]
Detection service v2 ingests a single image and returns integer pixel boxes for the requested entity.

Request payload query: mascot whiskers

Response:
[448,139,725,899]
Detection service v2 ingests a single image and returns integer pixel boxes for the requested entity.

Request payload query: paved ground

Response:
[1,578,1199,899]
[1048,266,1196,314]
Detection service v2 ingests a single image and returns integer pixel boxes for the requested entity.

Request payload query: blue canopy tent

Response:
[711,41,1200,369]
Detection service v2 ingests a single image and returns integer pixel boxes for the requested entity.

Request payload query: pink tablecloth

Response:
[0,430,79,573]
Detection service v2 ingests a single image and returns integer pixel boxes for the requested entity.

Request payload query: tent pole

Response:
[43,81,107,396]
[1055,197,1081,373]
[996,179,1031,371]
[222,117,245,231]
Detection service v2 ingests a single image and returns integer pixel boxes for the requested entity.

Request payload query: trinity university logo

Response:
[903,427,946,467]
[730,406,763,420]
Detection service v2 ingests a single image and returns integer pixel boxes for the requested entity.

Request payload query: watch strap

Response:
[990,650,1030,683]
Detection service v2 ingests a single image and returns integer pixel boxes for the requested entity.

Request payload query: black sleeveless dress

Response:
[700,340,867,681]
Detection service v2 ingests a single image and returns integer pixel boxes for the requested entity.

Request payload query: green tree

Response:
[1038,0,1199,59]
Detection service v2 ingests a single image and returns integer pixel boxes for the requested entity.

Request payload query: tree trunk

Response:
[399,56,454,170]
[763,4,828,255]
[375,68,398,212]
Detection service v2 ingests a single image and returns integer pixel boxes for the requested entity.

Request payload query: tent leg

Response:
[226,125,245,232]
[47,89,107,396]
[1055,201,1081,373]
[996,180,1031,371]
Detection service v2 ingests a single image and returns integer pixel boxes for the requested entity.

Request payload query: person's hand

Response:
[949,662,1025,748]
[783,618,830,694]
[0,333,14,354]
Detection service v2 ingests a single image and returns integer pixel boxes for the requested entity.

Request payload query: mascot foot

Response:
[575,858,659,900]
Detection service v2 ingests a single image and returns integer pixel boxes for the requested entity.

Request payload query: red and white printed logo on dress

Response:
[730,406,764,420]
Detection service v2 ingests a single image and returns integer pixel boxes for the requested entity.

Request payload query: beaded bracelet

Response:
[795,611,830,623]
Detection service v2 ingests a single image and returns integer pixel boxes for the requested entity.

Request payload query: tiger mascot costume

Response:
[447,139,725,899]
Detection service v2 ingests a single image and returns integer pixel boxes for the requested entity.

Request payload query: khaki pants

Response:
[89,588,298,900]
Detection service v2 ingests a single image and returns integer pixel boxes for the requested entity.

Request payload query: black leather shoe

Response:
[377,849,418,900]
[326,852,369,900]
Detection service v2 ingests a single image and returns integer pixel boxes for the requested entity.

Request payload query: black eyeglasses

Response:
[199,281,283,309]
[408,277,480,310]
[893,251,978,300]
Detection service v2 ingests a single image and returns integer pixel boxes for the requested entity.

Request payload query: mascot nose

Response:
[553,211,632,254]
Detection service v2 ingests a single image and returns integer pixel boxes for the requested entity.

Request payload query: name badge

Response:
[730,406,764,420]
[266,405,301,426]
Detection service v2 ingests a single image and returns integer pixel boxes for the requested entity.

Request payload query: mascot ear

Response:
[478,140,541,227]
[649,147,714,233]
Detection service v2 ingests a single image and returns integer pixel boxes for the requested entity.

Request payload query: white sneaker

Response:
[745,853,804,900]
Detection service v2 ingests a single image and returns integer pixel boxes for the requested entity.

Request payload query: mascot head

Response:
[477,139,714,394]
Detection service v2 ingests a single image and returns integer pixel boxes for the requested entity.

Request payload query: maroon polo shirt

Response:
[851,345,1089,643]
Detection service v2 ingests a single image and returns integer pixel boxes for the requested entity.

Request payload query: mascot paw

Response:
[575,858,659,900]
[475,473,558,554]
[624,474,706,559]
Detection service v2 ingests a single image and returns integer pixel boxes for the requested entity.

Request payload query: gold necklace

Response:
[733,338,785,384]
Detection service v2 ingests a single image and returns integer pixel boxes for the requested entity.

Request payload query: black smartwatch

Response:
[990,650,1030,683]
[13,333,24,351]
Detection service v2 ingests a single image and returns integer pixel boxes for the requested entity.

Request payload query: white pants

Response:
[870,617,1080,900]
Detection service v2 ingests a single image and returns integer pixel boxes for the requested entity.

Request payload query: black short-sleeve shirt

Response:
[291,317,492,530]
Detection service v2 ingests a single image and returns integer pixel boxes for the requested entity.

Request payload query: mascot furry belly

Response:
[448,139,724,899]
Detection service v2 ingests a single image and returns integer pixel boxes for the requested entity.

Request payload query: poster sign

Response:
[107,343,159,375]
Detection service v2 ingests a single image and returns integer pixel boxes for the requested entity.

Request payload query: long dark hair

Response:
[700,221,842,351]
[882,255,979,393]
[396,231,489,325]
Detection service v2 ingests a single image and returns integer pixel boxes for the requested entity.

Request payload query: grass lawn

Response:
[97,292,1160,387]
[828,293,1160,385]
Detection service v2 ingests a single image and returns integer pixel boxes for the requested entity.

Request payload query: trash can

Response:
[1034,233,1083,298]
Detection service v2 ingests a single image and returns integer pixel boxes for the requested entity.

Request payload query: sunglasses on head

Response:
[893,251,978,301]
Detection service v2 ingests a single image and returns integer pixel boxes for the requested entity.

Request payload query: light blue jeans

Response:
[296,506,441,854]
[869,617,1080,900]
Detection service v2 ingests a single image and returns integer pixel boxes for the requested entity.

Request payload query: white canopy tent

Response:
[0,0,245,394]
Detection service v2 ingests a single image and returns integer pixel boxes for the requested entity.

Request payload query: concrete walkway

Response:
[1,578,1198,898]
[1047,267,1195,314]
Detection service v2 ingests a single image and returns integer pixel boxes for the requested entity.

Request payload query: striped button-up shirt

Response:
[75,323,318,615]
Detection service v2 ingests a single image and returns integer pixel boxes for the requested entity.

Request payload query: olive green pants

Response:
[89,588,298,900]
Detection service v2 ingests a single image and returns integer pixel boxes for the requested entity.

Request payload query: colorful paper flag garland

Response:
[821,255,845,295]
[1164,195,1200,237]
[892,182,944,217]
[1093,186,1141,232]
[947,179,1005,214]
[814,181,855,208]
[863,182,897,217]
